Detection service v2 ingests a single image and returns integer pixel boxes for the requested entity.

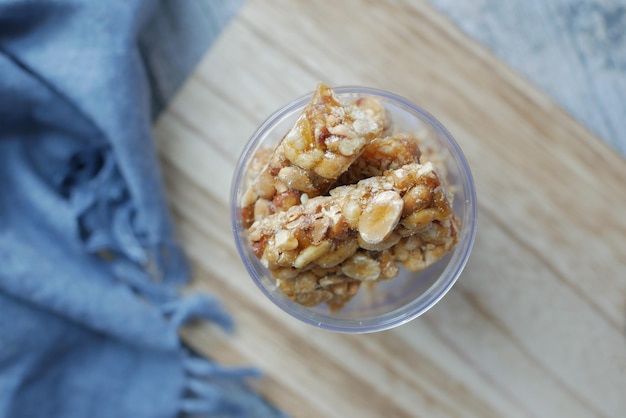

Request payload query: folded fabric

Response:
[0,1,285,417]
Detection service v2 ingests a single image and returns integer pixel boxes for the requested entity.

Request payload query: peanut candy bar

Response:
[273,247,400,310]
[276,270,361,309]
[334,133,422,186]
[247,163,458,309]
[241,83,386,227]
[248,162,454,270]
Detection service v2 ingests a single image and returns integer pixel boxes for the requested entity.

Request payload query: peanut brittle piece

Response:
[271,248,399,306]
[334,133,422,186]
[241,83,386,227]
[276,271,361,310]
[247,162,458,307]
[275,248,398,311]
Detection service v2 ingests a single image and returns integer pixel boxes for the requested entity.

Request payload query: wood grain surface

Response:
[153,0,626,416]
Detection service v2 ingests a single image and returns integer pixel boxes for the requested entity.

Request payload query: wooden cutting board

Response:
[153,0,626,416]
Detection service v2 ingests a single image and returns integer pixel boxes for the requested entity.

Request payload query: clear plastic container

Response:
[231,86,476,333]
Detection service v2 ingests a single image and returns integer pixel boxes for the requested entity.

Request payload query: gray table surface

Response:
[426,0,626,156]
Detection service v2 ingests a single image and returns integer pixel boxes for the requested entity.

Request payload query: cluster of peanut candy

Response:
[242,83,459,310]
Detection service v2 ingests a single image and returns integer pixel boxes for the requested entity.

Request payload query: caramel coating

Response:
[241,83,386,228]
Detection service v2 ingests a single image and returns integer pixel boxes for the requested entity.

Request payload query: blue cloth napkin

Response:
[0,1,285,417]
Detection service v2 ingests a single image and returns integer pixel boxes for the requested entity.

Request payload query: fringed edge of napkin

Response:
[163,294,264,417]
